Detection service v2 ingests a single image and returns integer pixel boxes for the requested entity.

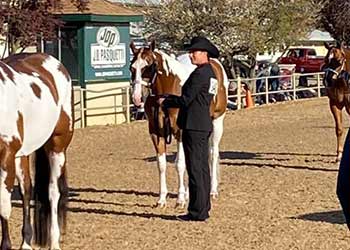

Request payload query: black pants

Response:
[337,130,350,230]
[182,129,211,220]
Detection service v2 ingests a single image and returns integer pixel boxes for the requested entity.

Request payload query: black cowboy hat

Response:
[185,36,220,58]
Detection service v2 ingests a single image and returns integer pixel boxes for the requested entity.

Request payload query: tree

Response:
[0,0,88,57]
[319,0,350,44]
[144,0,321,83]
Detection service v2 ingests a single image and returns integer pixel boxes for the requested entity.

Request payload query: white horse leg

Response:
[210,115,225,198]
[0,168,13,250]
[157,153,168,207]
[15,157,33,250]
[0,148,17,250]
[48,151,65,250]
[175,141,186,208]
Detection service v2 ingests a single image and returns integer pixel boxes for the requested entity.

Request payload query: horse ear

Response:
[130,41,138,55]
[150,40,156,51]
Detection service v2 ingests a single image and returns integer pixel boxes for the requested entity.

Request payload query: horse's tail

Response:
[33,146,50,246]
[33,146,69,247]
[209,59,227,119]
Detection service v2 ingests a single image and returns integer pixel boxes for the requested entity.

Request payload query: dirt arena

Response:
[6,97,350,250]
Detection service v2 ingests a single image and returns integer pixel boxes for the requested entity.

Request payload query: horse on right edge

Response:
[323,41,350,162]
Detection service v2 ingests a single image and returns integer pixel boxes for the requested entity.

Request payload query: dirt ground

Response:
[5,97,350,250]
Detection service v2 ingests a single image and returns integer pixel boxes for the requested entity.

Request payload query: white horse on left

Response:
[0,53,74,250]
[130,41,228,208]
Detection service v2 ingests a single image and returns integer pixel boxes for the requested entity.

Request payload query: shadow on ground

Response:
[294,210,345,225]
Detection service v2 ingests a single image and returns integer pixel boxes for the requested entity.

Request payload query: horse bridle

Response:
[324,58,346,78]
[323,51,347,89]
[133,48,159,90]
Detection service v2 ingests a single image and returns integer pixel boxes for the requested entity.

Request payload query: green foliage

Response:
[319,0,350,44]
[144,0,321,59]
[0,0,88,56]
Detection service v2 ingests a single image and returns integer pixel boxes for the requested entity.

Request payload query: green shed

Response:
[45,0,143,127]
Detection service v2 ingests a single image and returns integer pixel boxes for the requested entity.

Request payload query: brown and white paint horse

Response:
[323,42,350,162]
[130,41,228,208]
[0,53,73,250]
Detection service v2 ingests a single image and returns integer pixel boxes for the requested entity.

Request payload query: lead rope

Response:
[163,108,172,145]
[154,100,172,145]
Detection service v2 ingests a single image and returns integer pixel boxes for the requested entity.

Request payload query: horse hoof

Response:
[175,202,186,209]
[335,154,342,163]
[155,202,167,208]
[211,193,219,199]
[49,246,61,250]
[21,242,32,250]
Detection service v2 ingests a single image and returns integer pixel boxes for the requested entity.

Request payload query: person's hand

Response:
[158,97,165,105]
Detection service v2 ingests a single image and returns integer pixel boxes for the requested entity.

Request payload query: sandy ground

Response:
[4,97,350,250]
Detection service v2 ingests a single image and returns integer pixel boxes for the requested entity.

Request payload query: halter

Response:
[146,61,158,89]
[324,57,346,81]
[132,48,159,89]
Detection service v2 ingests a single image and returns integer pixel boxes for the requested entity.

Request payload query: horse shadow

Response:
[142,152,177,163]
[10,186,174,200]
[67,207,178,221]
[220,151,258,160]
[11,186,180,221]
[67,187,179,221]
[220,150,338,172]
[293,210,345,225]
[220,150,334,160]
[69,187,177,199]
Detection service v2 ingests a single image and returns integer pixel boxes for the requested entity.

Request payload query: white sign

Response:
[209,78,218,95]
[91,44,126,69]
[97,27,120,47]
[95,71,123,77]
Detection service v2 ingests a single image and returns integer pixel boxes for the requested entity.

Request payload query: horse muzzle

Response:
[132,81,143,106]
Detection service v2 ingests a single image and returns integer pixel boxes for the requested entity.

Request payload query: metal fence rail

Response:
[228,71,325,110]
[73,85,132,128]
[72,71,325,127]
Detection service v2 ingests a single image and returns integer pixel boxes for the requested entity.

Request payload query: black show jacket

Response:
[162,63,215,132]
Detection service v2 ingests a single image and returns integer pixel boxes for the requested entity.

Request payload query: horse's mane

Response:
[154,49,192,86]
[153,49,229,89]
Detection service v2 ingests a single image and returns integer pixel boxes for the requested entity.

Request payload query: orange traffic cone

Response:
[243,83,254,108]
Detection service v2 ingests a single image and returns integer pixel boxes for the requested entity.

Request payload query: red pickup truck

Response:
[278,48,325,73]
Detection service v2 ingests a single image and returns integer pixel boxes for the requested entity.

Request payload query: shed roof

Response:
[56,0,140,15]
[55,0,143,22]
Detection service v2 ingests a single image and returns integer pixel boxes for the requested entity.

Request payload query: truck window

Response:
[287,50,297,57]
[295,49,304,58]
[307,50,316,56]
[287,49,304,58]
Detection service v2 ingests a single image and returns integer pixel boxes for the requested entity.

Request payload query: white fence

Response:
[73,71,326,127]
[228,71,325,110]
[73,85,132,128]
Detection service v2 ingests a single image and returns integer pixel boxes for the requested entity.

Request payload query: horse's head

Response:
[129,40,158,106]
[323,41,347,86]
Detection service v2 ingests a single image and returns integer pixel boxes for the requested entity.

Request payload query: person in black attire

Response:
[158,36,220,221]
[337,130,350,230]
